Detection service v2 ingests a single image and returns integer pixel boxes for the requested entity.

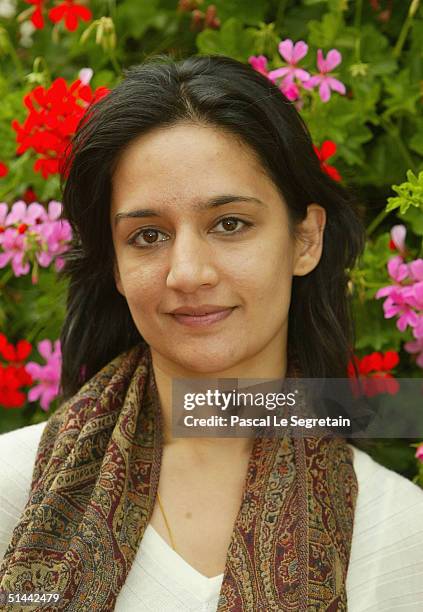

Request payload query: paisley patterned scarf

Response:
[0,343,358,611]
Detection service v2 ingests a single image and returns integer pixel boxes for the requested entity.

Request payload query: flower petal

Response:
[390,224,407,252]
[37,339,53,361]
[326,77,346,95]
[268,67,290,80]
[320,140,337,160]
[291,41,308,63]
[319,80,331,102]
[325,49,342,72]
[409,259,423,281]
[278,39,294,63]
[6,201,26,225]
[316,49,326,73]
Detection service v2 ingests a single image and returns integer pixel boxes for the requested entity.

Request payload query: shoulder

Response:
[350,442,423,507]
[0,422,47,560]
[0,421,47,476]
[347,443,423,610]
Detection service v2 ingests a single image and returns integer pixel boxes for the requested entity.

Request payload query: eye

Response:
[128,228,169,248]
[212,216,251,234]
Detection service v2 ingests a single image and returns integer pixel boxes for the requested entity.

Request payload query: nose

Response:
[166,227,219,293]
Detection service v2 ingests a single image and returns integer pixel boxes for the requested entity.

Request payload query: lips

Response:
[169,307,236,327]
[169,305,234,316]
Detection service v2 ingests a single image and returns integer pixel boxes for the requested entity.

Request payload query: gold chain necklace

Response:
[156,491,177,553]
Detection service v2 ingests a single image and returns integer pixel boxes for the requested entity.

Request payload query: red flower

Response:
[25,0,45,29]
[0,365,26,408]
[12,77,109,179]
[0,162,8,178]
[0,334,32,364]
[313,140,342,182]
[48,0,92,32]
[348,350,400,397]
[22,187,39,204]
[0,334,33,409]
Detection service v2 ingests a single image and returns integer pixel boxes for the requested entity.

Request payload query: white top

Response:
[1,422,423,611]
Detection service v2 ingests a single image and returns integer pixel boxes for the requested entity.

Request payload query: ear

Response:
[293,204,326,276]
[113,262,125,297]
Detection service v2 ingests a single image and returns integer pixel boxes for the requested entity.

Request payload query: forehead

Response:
[110,122,281,215]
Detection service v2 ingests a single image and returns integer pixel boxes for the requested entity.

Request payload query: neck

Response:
[149,346,288,458]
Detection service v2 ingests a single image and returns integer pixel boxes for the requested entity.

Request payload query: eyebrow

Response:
[114,195,267,226]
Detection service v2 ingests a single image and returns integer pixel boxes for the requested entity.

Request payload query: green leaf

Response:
[212,0,269,25]
[382,68,421,119]
[355,133,410,189]
[366,441,416,476]
[353,299,405,352]
[386,170,423,214]
[196,18,256,61]
[399,205,423,236]
[115,0,161,40]
[304,95,373,167]
[308,11,344,48]
[359,24,397,78]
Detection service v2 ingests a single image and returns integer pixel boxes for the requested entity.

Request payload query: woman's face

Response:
[110,122,324,378]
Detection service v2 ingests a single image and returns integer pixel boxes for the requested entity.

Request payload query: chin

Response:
[160,347,245,376]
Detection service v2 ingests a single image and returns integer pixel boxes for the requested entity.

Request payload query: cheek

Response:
[118,263,160,312]
[234,240,294,301]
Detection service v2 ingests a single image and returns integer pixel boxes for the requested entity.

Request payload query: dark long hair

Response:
[59,54,365,400]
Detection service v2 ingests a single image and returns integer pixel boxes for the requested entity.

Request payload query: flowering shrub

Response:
[12,76,109,178]
[0,333,33,408]
[0,200,72,281]
[347,350,400,397]
[0,0,422,485]
[376,235,423,367]
[249,39,346,107]
[23,0,92,31]
[25,338,61,410]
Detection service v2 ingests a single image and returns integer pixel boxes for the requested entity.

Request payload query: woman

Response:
[1,55,423,611]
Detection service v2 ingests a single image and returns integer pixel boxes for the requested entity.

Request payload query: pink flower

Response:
[25,339,61,411]
[78,67,93,85]
[36,219,72,267]
[404,337,423,368]
[0,228,30,276]
[4,200,47,227]
[390,224,407,254]
[376,286,418,331]
[412,316,423,339]
[268,39,310,85]
[280,81,300,101]
[0,200,72,279]
[402,282,423,312]
[409,259,423,282]
[415,443,423,461]
[303,49,346,102]
[388,255,409,282]
[248,55,270,77]
[0,203,9,245]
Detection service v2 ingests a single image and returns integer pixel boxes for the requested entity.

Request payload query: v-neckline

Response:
[139,524,224,601]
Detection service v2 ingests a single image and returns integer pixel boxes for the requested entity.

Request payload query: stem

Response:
[107,0,117,19]
[393,0,420,58]
[354,0,363,31]
[109,51,121,76]
[275,0,290,29]
[366,207,391,236]
[8,46,25,83]
[0,268,14,287]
